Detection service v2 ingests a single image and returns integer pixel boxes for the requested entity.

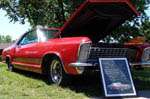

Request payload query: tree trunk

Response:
[58,0,66,24]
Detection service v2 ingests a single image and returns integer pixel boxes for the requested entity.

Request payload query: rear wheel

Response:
[47,57,67,85]
[8,60,14,72]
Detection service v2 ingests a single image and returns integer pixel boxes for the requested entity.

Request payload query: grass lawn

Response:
[0,62,150,98]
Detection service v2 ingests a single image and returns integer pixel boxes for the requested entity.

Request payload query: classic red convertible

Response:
[2,0,150,85]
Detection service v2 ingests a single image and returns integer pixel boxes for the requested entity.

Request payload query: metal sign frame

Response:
[99,58,137,97]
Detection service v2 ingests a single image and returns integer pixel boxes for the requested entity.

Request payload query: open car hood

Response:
[59,0,139,42]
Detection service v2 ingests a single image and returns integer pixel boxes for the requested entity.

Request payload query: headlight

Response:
[141,47,150,62]
[78,42,91,63]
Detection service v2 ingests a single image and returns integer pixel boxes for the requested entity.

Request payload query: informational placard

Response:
[99,58,137,97]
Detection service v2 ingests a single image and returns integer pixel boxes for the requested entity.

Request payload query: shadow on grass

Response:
[11,69,104,97]
[132,68,150,90]
[8,68,150,98]
[60,72,104,97]
[10,69,50,84]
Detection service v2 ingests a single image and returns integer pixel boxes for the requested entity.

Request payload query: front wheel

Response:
[47,57,67,85]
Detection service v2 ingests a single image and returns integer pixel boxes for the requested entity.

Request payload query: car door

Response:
[13,30,41,68]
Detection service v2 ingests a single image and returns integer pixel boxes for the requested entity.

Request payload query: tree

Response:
[103,0,150,43]
[139,21,150,42]
[0,0,84,28]
[0,0,149,43]
[0,35,14,43]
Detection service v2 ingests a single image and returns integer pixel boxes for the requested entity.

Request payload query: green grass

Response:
[0,62,150,98]
[132,67,150,90]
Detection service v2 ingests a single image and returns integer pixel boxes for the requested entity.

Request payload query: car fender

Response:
[41,51,79,75]
[42,52,67,73]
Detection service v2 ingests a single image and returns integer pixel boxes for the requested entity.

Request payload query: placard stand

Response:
[99,58,137,97]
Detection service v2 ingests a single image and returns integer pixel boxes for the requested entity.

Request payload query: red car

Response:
[2,0,149,85]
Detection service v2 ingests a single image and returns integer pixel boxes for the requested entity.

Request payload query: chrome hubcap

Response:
[50,59,62,84]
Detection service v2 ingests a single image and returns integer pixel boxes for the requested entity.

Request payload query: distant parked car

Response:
[2,0,149,85]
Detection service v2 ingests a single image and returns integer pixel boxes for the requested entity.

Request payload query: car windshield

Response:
[37,29,58,41]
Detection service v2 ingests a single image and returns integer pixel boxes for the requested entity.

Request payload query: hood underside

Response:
[59,0,139,42]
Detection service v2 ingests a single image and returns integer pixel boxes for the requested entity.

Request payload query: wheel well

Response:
[6,56,10,64]
[41,54,64,75]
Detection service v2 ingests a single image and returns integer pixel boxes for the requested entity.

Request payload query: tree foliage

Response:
[0,0,84,28]
[0,35,15,43]
[0,0,150,43]
[104,0,150,43]
[139,20,150,42]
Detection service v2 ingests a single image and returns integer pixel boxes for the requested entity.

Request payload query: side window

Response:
[19,31,38,45]
[37,29,58,41]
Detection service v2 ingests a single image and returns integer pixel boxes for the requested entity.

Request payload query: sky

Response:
[0,9,31,40]
[0,5,150,40]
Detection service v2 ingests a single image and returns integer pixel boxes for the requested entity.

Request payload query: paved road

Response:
[93,91,150,99]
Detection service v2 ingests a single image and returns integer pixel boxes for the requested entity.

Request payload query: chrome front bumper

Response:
[69,62,150,67]
[129,62,150,66]
[69,62,94,67]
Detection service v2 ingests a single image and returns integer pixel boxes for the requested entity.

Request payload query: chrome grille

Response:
[89,47,127,59]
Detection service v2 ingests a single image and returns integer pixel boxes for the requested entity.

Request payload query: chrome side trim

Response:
[12,62,41,68]
[69,62,94,67]
[130,62,150,66]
